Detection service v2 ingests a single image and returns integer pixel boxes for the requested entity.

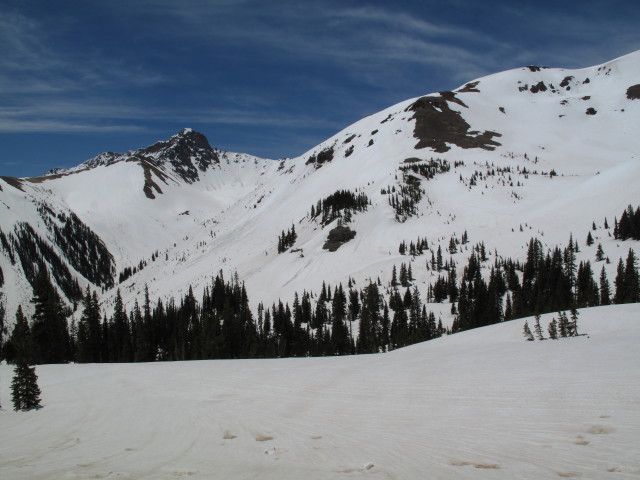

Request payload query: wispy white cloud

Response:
[0,95,340,134]
[98,1,501,79]
[2,0,637,142]
[0,9,166,95]
[0,119,147,133]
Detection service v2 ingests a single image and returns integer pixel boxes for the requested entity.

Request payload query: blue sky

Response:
[1,0,638,177]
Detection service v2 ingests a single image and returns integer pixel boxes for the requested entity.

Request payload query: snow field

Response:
[1,303,639,479]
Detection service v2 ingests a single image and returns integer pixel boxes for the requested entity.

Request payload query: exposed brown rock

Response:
[405,94,501,153]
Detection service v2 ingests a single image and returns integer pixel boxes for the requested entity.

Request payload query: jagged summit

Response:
[135,127,220,183]
[45,128,221,184]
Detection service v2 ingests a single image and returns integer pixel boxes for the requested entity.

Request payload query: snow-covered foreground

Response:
[1,304,639,479]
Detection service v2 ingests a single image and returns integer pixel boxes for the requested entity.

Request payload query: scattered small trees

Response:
[310,190,369,226]
[277,225,297,253]
[614,205,640,241]
[614,249,640,304]
[526,310,581,342]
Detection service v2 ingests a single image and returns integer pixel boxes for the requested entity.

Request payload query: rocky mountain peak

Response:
[137,128,220,184]
[44,129,221,183]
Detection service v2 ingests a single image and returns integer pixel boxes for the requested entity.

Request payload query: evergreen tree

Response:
[564,235,577,291]
[110,289,132,362]
[11,361,42,411]
[447,264,459,302]
[567,308,579,337]
[381,304,390,351]
[614,258,626,303]
[5,306,35,364]
[0,298,6,361]
[77,287,102,363]
[595,243,605,262]
[548,318,558,340]
[504,293,513,321]
[448,236,457,254]
[534,314,544,340]
[30,268,70,364]
[357,283,381,353]
[599,266,611,306]
[391,265,398,287]
[523,320,534,341]
[139,284,155,361]
[557,311,569,338]
[390,303,408,349]
[399,263,409,287]
[586,231,594,246]
[575,261,599,308]
[623,249,640,303]
[330,285,350,355]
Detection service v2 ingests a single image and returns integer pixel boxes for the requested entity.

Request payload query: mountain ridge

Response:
[43,128,223,185]
[1,50,639,322]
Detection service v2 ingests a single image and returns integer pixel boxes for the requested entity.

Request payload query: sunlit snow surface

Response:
[1,304,639,479]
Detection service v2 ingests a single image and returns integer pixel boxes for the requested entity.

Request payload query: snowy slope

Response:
[1,51,639,317]
[1,304,639,479]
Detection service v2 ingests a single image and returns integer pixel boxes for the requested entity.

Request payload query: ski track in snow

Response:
[1,304,639,479]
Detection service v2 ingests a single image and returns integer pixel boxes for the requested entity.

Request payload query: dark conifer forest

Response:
[2,220,638,365]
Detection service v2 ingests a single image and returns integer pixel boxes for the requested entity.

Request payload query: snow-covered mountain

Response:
[1,50,639,318]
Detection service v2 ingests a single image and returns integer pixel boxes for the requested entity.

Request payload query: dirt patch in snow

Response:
[27,173,70,183]
[323,225,356,251]
[626,84,640,100]
[560,76,574,88]
[0,176,25,191]
[305,147,335,167]
[406,94,502,153]
[344,145,354,157]
[438,91,468,108]
[451,460,501,469]
[586,425,615,435]
[530,81,548,93]
[457,81,480,93]
[128,158,169,199]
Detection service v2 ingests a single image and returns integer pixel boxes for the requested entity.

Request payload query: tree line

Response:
[0,232,638,368]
